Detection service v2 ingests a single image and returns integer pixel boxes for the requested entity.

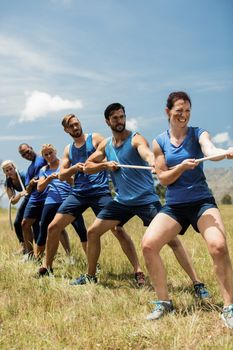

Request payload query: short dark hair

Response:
[18,143,30,152]
[166,91,192,110]
[104,103,125,120]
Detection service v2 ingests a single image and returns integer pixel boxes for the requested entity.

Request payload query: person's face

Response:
[42,148,57,163]
[19,145,35,161]
[166,99,191,128]
[65,117,83,138]
[106,108,126,133]
[3,164,16,178]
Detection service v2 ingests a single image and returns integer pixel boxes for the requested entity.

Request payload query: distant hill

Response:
[205,167,233,203]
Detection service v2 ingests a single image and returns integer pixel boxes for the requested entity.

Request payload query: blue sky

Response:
[0,0,232,176]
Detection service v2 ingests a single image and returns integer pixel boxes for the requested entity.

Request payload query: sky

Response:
[0,0,233,181]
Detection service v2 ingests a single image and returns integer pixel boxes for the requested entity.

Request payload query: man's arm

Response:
[58,145,84,181]
[132,133,155,166]
[85,139,119,174]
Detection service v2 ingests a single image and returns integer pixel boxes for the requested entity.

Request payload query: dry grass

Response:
[0,206,233,349]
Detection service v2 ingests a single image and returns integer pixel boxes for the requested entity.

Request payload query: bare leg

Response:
[142,213,181,300]
[198,208,233,306]
[167,238,201,283]
[34,244,45,259]
[112,226,142,273]
[44,213,74,269]
[60,229,71,255]
[87,218,120,276]
[21,218,36,255]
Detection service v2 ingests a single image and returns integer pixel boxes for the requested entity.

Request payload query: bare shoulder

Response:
[132,132,149,147]
[92,132,105,148]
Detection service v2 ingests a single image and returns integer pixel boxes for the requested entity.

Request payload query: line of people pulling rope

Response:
[1,92,233,329]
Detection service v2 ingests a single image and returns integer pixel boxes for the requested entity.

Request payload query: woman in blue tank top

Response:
[142,91,233,328]
[34,144,87,260]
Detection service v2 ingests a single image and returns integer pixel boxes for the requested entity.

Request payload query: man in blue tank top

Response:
[40,114,146,286]
[75,103,208,289]
[18,143,47,257]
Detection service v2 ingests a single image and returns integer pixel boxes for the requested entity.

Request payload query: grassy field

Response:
[0,206,233,349]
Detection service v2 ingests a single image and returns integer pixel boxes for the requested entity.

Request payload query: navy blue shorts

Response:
[97,200,162,226]
[57,193,113,218]
[23,200,45,220]
[160,197,218,235]
[37,203,87,246]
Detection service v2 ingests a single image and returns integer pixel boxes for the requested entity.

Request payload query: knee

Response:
[208,240,228,258]
[142,236,159,257]
[21,219,30,230]
[48,221,60,237]
[87,226,100,241]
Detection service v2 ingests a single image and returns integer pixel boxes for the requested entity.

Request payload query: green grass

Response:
[0,206,233,349]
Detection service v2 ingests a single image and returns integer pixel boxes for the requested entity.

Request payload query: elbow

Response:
[37,185,43,192]
[157,174,168,187]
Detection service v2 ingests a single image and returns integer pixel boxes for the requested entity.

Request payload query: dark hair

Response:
[166,91,192,110]
[104,103,125,120]
[18,143,30,152]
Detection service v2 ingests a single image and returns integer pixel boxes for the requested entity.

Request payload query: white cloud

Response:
[212,132,231,145]
[20,91,83,122]
[126,118,138,131]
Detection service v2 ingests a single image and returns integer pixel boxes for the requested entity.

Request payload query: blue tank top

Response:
[39,165,72,205]
[69,134,110,196]
[105,132,159,205]
[156,127,212,205]
[25,155,47,202]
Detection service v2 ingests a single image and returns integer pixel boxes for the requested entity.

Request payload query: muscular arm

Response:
[58,145,84,181]
[37,173,58,192]
[84,139,114,173]
[132,133,155,166]
[152,139,197,186]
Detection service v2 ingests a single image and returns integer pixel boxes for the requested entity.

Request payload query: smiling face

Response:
[106,108,126,133]
[166,99,191,129]
[19,144,36,161]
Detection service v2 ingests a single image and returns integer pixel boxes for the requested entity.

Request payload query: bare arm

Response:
[132,133,155,166]
[6,186,24,205]
[85,139,118,173]
[152,139,197,186]
[37,173,58,192]
[58,145,84,181]
[199,131,233,160]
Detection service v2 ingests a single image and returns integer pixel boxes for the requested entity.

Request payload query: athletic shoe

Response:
[37,267,53,277]
[194,282,210,299]
[146,300,174,320]
[70,274,97,285]
[221,304,233,329]
[134,272,145,287]
[21,252,35,263]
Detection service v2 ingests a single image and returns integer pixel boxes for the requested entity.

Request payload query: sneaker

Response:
[146,300,174,320]
[21,252,35,263]
[37,267,53,277]
[70,274,97,285]
[221,304,233,329]
[134,272,145,287]
[194,282,210,299]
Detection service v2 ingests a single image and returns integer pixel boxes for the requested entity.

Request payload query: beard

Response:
[69,128,83,138]
[110,123,126,133]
